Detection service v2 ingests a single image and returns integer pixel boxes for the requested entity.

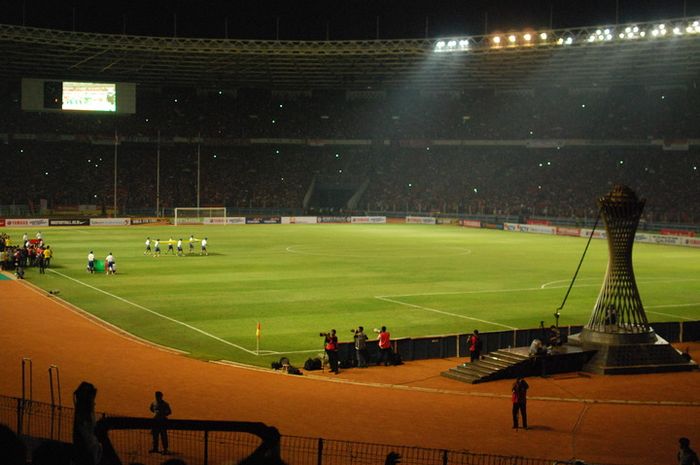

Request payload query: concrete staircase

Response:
[441,345,598,384]
[441,349,531,384]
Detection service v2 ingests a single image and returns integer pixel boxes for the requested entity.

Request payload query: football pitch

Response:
[16,223,700,367]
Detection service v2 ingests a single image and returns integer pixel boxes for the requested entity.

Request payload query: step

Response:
[441,370,480,384]
[450,365,495,378]
[479,357,515,369]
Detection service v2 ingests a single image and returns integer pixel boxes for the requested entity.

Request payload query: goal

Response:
[174,207,227,226]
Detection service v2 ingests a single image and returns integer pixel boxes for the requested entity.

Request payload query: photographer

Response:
[375,326,392,366]
[321,329,339,374]
[352,327,369,368]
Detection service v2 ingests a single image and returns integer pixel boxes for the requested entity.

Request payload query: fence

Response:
[0,394,611,465]
[335,320,700,366]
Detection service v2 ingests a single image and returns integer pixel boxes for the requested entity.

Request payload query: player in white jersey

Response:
[144,237,152,255]
[188,235,195,254]
[105,252,116,275]
[153,239,161,257]
[166,237,175,255]
[200,237,208,256]
[87,251,95,273]
[177,239,183,256]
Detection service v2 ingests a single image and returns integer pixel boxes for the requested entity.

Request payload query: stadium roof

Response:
[2,18,700,92]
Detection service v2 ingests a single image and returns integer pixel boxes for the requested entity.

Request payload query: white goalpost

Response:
[173,207,227,226]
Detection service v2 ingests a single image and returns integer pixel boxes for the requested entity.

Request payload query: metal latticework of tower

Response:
[587,185,650,334]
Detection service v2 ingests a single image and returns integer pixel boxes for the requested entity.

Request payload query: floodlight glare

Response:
[523,33,532,41]
[625,27,632,33]
[588,35,596,42]
[557,38,564,45]
[604,29,610,34]
[508,34,516,43]
[640,31,646,37]
[605,34,613,40]
[492,36,501,44]
[436,41,445,48]
[540,32,548,40]
[459,39,469,48]
[596,29,602,35]
[448,40,457,47]
[674,27,682,35]
[633,26,639,33]
[565,37,573,45]
[652,29,659,36]
[619,33,625,38]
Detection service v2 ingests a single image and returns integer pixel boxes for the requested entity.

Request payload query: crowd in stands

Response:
[1,141,697,224]
[2,84,700,140]
[1,82,698,225]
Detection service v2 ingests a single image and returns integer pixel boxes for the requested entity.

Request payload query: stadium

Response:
[0,1,699,465]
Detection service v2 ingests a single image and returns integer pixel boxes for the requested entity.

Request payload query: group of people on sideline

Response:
[0,232,53,278]
[323,325,395,374]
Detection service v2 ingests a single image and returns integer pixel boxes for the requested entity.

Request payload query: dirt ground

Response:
[1,278,698,465]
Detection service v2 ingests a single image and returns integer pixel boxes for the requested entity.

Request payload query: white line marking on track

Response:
[375,296,517,329]
[47,269,259,355]
[15,279,189,355]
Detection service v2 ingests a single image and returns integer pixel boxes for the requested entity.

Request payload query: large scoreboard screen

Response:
[62,82,117,112]
[22,78,135,114]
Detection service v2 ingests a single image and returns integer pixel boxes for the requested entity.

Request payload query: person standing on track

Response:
[678,437,700,465]
[323,329,340,374]
[149,391,172,455]
[469,329,482,363]
[376,326,392,366]
[512,377,529,429]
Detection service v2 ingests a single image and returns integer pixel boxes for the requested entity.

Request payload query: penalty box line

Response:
[47,269,259,356]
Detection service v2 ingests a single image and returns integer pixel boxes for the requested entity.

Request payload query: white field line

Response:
[540,277,700,289]
[47,269,259,355]
[285,245,472,258]
[375,296,517,330]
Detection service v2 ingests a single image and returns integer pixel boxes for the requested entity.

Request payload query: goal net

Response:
[174,207,227,226]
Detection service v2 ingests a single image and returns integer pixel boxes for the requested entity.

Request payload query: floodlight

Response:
[459,39,469,48]
[625,27,632,33]
[640,31,646,37]
[619,33,625,39]
[557,38,564,45]
[588,34,596,42]
[448,40,457,47]
[436,41,446,49]
[523,33,532,41]
[596,29,602,35]
[605,34,613,40]
[659,24,666,29]
[632,26,639,33]
[674,27,682,35]
[687,26,694,33]
[565,37,573,45]
[694,20,699,27]
[652,29,659,37]
[604,29,610,35]
[508,34,516,43]
[539,32,548,40]
[492,36,501,44]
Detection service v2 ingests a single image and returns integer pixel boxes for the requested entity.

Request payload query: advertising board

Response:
[6,218,50,227]
[406,216,436,225]
[351,216,387,224]
[89,218,131,226]
[49,218,90,226]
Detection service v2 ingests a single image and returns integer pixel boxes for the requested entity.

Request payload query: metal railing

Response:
[0,394,615,465]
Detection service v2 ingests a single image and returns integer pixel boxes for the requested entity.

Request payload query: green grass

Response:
[12,224,700,367]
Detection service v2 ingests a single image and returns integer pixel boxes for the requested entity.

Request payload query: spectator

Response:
[150,391,172,454]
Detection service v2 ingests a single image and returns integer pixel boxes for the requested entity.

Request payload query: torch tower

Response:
[568,185,694,374]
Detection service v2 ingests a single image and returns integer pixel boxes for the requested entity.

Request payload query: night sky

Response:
[0,0,699,40]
